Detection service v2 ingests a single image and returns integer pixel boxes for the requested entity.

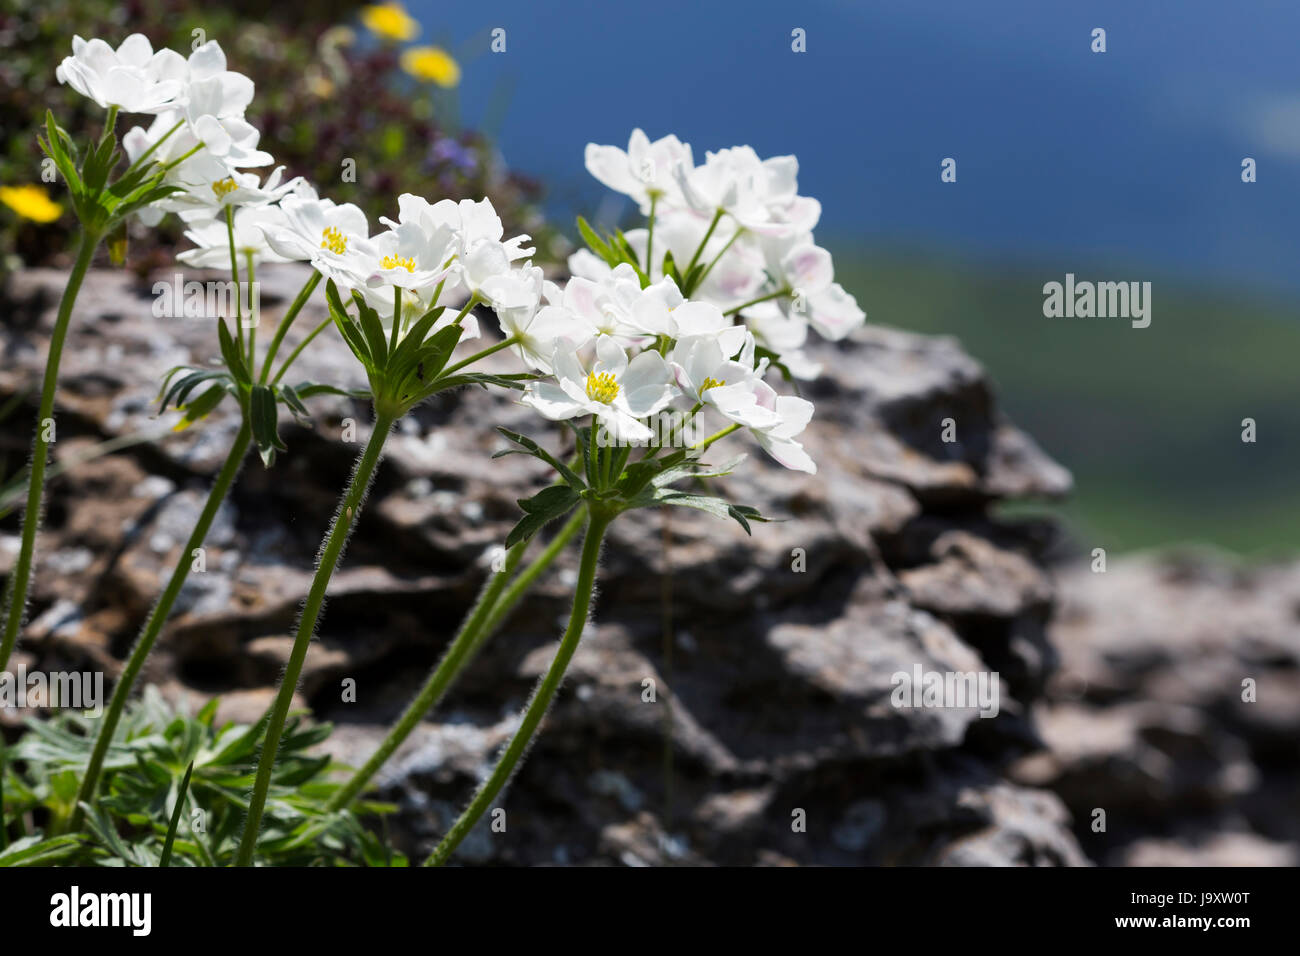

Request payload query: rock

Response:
[2,264,1092,865]
[1022,552,1300,866]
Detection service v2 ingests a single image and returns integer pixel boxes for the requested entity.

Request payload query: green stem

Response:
[476,508,585,641]
[225,206,243,355]
[99,106,119,146]
[424,507,614,866]
[691,226,743,293]
[66,422,253,833]
[0,735,8,851]
[644,194,658,277]
[0,229,99,673]
[691,422,741,453]
[449,292,480,329]
[390,285,402,353]
[244,252,257,362]
[123,119,183,177]
[259,272,321,383]
[441,334,519,377]
[683,209,724,277]
[157,142,202,173]
[270,315,332,386]
[234,409,396,866]
[724,286,790,318]
[326,506,585,810]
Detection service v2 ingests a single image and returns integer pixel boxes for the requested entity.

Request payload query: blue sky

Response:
[408,0,1300,295]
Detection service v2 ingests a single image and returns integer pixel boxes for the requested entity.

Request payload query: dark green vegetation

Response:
[1,688,401,865]
[836,248,1300,556]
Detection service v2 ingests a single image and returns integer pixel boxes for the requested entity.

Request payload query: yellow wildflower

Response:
[400,46,461,88]
[361,3,420,42]
[0,184,63,224]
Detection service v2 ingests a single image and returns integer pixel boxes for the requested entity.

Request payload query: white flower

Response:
[674,145,821,238]
[749,382,817,474]
[480,265,592,372]
[561,264,665,344]
[585,129,694,213]
[523,336,676,444]
[351,222,472,332]
[177,204,293,269]
[150,40,256,118]
[670,333,779,430]
[627,294,748,357]
[381,195,532,300]
[262,184,372,288]
[55,34,183,114]
[157,166,298,225]
[756,234,865,341]
[740,303,822,380]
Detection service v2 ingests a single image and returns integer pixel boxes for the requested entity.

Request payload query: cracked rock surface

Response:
[0,262,1209,867]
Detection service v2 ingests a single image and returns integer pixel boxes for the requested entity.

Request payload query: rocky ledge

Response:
[9,262,1269,867]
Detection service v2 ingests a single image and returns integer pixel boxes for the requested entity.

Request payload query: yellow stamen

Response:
[211,177,239,199]
[699,376,725,394]
[321,226,348,254]
[382,254,415,272]
[585,371,620,404]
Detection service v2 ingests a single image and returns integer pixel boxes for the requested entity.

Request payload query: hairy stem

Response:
[328,506,587,810]
[234,410,396,865]
[0,229,99,672]
[67,423,252,833]
[425,507,613,866]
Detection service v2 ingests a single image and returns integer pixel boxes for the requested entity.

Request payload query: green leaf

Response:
[325,281,371,366]
[387,305,447,374]
[82,133,119,196]
[40,111,81,192]
[277,384,311,422]
[649,454,746,489]
[577,216,620,267]
[159,761,193,867]
[351,291,389,369]
[250,384,286,467]
[293,382,372,401]
[662,249,683,288]
[654,492,770,535]
[754,346,796,386]
[684,262,707,295]
[497,427,586,488]
[505,485,579,548]
[417,324,465,379]
[158,368,223,412]
[174,384,227,432]
[0,834,82,867]
[217,319,250,384]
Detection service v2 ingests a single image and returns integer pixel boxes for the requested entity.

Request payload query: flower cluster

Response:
[460,129,868,478]
[27,27,868,868]
[578,129,866,377]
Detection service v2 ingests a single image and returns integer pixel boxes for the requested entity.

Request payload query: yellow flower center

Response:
[585,371,620,404]
[699,376,725,394]
[321,226,348,255]
[382,254,415,272]
[211,177,239,199]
